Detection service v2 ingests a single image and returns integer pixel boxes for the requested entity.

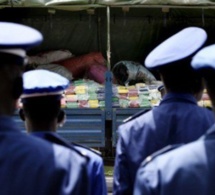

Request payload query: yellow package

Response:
[66,94,77,98]
[204,100,212,108]
[75,88,86,94]
[88,100,99,104]
[129,96,138,101]
[75,85,87,90]
[118,89,129,94]
[89,100,99,108]
[89,103,99,108]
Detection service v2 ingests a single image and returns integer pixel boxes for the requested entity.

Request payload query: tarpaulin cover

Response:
[0,0,7,4]
[97,0,215,5]
[8,0,92,6]
[1,7,215,79]
[5,0,215,6]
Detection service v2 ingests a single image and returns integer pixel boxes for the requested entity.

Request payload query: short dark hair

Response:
[22,96,61,123]
[158,57,203,94]
[0,59,23,105]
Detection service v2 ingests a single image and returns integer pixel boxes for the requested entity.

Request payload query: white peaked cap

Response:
[0,22,42,49]
[145,27,207,68]
[191,44,215,70]
[21,69,69,98]
[0,22,43,58]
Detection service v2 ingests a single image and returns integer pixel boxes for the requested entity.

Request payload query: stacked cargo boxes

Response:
[64,79,105,108]
[63,79,161,108]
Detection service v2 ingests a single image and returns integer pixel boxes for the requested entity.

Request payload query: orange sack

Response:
[56,52,106,79]
[85,64,108,84]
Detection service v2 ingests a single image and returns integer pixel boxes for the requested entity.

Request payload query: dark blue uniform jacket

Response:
[31,131,107,195]
[134,124,215,195]
[0,116,89,195]
[114,93,215,195]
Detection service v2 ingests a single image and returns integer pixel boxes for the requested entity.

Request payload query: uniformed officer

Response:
[134,43,215,195]
[113,27,215,195]
[19,69,107,195]
[0,22,90,195]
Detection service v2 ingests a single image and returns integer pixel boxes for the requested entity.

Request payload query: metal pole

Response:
[106,6,111,70]
[105,5,113,121]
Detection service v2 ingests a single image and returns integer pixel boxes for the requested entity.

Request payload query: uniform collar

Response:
[203,124,215,139]
[30,131,71,148]
[30,131,90,160]
[0,115,20,132]
[160,92,197,105]
[30,131,55,138]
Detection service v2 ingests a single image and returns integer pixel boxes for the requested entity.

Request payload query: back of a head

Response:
[191,44,215,108]
[23,96,61,124]
[158,58,203,94]
[145,27,207,94]
[21,69,69,127]
[0,22,43,115]
[0,59,23,108]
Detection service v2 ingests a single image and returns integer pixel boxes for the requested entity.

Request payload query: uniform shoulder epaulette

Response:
[123,108,151,123]
[72,142,102,156]
[141,144,184,167]
[43,132,90,161]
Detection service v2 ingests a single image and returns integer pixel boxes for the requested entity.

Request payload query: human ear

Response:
[19,108,25,121]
